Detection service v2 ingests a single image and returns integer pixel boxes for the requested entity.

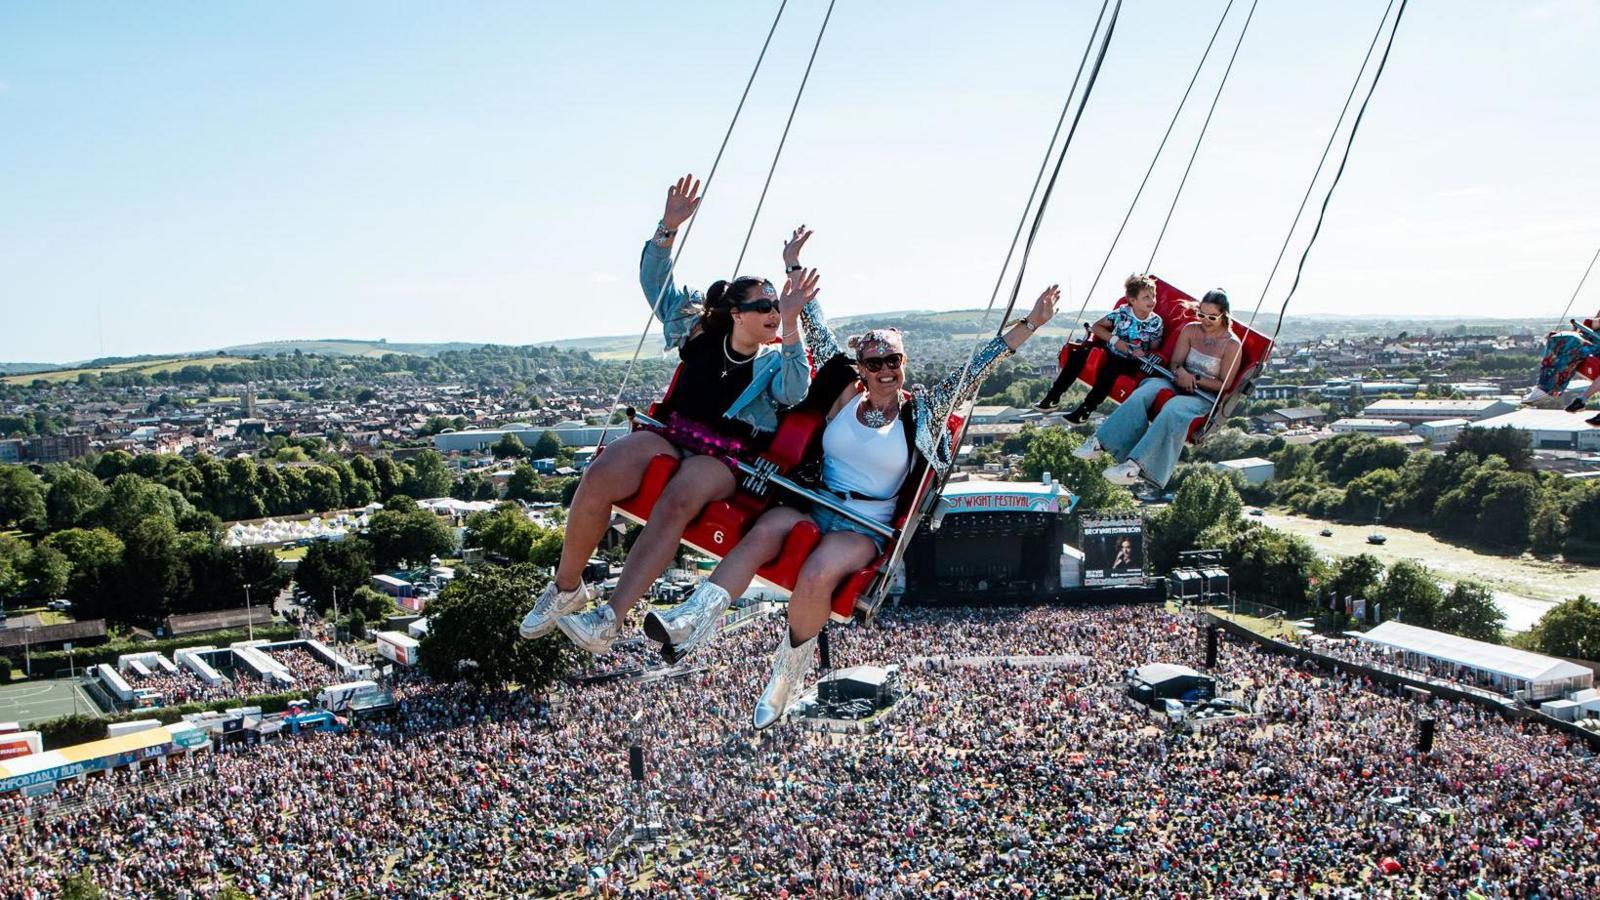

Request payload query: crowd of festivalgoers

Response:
[3,604,1597,898]
[119,642,377,707]
[123,665,274,707]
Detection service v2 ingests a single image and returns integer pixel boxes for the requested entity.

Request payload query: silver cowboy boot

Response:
[643,581,732,664]
[752,634,817,730]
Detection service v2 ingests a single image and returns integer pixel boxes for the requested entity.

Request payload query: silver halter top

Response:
[1185,347,1224,380]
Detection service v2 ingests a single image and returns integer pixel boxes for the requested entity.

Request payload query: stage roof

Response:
[1133,663,1204,686]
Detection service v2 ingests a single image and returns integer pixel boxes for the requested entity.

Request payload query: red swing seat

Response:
[612,400,958,624]
[1576,319,1600,382]
[1060,277,1274,443]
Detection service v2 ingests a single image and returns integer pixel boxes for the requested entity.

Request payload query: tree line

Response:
[0,446,468,627]
[1258,427,1598,559]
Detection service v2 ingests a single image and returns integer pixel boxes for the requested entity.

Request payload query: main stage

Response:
[899,481,1162,604]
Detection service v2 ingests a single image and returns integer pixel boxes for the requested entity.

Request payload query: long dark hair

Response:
[699,276,769,337]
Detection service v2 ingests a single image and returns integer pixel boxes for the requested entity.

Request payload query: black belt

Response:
[835,488,896,503]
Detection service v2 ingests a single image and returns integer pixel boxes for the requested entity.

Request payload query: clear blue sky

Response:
[2,0,1597,363]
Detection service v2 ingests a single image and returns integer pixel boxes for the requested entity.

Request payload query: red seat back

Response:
[1580,320,1600,381]
[1070,278,1273,442]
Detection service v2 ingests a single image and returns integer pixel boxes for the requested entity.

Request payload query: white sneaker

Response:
[752,635,817,730]
[1520,387,1554,407]
[1072,436,1104,460]
[556,605,619,655]
[519,580,594,640]
[1102,459,1143,486]
[643,581,732,664]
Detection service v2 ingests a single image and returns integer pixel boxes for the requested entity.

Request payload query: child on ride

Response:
[1037,274,1164,422]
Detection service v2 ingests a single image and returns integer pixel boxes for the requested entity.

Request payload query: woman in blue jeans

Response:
[1074,289,1242,489]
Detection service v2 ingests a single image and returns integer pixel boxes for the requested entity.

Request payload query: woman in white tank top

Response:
[641,230,1062,728]
[820,393,910,526]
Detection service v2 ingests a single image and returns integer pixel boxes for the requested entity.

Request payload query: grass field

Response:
[2,355,243,385]
[1262,511,1593,632]
[0,677,101,726]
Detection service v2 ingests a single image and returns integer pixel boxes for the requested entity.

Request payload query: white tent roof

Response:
[1349,621,1592,686]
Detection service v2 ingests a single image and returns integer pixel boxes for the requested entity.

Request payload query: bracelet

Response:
[653,222,677,243]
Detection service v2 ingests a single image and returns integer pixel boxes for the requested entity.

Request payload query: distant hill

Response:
[2,312,1562,379]
[216,339,485,358]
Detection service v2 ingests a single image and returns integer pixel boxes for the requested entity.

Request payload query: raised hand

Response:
[663,174,702,231]
[1027,284,1061,329]
[783,225,813,269]
[780,267,820,323]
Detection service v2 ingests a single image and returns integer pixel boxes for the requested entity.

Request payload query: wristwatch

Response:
[785,264,803,274]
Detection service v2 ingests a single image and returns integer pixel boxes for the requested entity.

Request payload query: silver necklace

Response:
[859,395,898,427]
[721,336,753,380]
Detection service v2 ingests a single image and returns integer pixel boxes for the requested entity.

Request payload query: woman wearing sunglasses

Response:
[645,229,1059,727]
[521,174,818,651]
[1075,289,1241,489]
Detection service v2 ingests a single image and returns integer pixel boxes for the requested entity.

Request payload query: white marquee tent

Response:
[1349,621,1592,701]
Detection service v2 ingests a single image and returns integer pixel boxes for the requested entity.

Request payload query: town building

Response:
[1413,418,1470,445]
[1360,398,1515,424]
[1213,457,1276,486]
[1472,409,1600,452]
[1252,407,1327,430]
[1330,417,1411,436]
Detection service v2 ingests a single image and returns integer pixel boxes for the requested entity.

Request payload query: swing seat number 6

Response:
[711,530,726,547]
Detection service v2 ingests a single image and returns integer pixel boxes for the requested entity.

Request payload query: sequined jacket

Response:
[797,299,1013,475]
[639,229,810,434]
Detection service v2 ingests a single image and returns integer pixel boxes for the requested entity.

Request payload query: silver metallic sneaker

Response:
[752,635,817,731]
[556,604,619,655]
[519,579,594,640]
[643,582,732,664]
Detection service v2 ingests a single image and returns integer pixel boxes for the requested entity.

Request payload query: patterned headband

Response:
[850,328,905,359]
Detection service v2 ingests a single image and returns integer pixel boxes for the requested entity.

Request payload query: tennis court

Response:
[0,677,101,726]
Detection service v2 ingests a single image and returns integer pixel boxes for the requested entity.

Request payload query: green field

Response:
[3,355,244,385]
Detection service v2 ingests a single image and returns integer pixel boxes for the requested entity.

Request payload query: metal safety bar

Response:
[1127,353,1219,406]
[626,409,897,541]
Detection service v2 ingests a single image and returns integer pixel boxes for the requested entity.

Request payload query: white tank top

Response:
[821,394,911,524]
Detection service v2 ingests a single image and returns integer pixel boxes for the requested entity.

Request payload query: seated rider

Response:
[1037,274,1165,422]
[518,174,817,647]
[1523,313,1600,423]
[636,229,1060,729]
[1074,289,1241,489]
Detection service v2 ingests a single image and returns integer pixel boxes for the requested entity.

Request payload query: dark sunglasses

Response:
[857,353,904,373]
[733,299,780,314]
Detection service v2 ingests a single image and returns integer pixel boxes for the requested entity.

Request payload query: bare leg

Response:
[706,507,808,597]
[607,455,736,618]
[787,532,879,643]
[554,430,678,591]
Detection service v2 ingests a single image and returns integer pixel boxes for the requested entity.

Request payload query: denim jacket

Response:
[797,299,1012,475]
[638,230,810,434]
